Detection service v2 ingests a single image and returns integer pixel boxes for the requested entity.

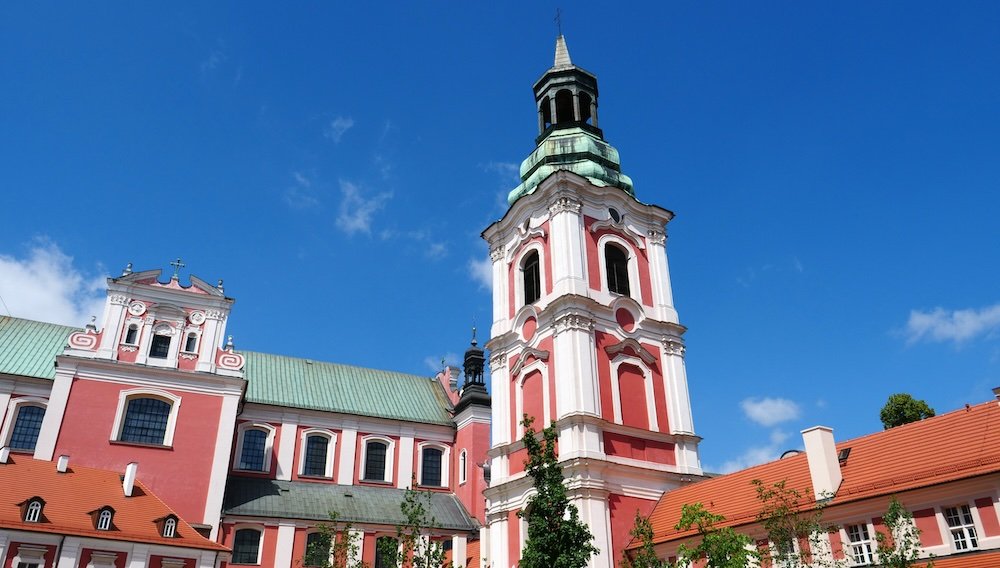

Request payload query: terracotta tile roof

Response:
[0,455,227,551]
[917,549,1000,567]
[638,400,1000,547]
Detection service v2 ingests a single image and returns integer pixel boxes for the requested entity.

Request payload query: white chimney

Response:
[801,426,842,501]
[57,455,70,473]
[0,447,9,464]
[123,462,138,497]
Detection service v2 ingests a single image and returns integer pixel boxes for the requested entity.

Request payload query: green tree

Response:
[379,488,451,568]
[880,394,935,429]
[875,497,931,568]
[518,415,599,568]
[304,512,367,568]
[620,510,666,568]
[673,503,757,568]
[753,479,842,567]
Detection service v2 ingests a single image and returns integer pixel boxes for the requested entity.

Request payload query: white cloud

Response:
[425,242,448,260]
[716,429,795,474]
[424,352,459,373]
[335,180,391,235]
[200,42,227,75]
[740,397,801,427]
[283,171,320,209]
[324,116,354,143]
[905,303,1000,345]
[0,241,106,327]
[481,161,521,184]
[468,256,492,290]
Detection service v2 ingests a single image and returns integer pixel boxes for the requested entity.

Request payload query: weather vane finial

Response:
[554,8,562,36]
[169,258,186,280]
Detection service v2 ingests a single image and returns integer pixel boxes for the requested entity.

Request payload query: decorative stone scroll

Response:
[68,330,99,350]
[505,221,548,262]
[510,346,550,376]
[127,300,147,316]
[604,337,658,365]
[548,196,582,216]
[646,229,666,246]
[589,213,646,250]
[187,310,206,325]
[110,294,129,306]
[553,313,594,335]
[662,337,686,357]
[217,349,245,371]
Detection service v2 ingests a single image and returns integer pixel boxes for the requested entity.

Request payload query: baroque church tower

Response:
[482,37,702,568]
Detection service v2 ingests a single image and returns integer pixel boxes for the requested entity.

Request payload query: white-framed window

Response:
[23,498,44,522]
[123,322,140,345]
[459,449,467,485]
[234,423,276,473]
[304,530,332,567]
[12,544,48,568]
[182,332,199,353]
[845,523,875,566]
[608,354,659,432]
[596,234,642,301]
[514,244,547,309]
[232,526,264,565]
[299,429,336,478]
[162,515,178,538]
[361,435,395,483]
[96,507,114,531]
[111,389,181,446]
[0,397,47,452]
[148,324,174,359]
[417,442,450,487]
[944,504,979,551]
[374,536,398,568]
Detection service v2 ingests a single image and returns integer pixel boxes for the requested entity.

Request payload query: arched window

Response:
[304,532,331,567]
[459,450,467,484]
[162,516,178,538]
[24,499,43,523]
[7,403,45,451]
[97,508,114,531]
[183,333,198,353]
[375,537,398,568]
[302,434,330,477]
[605,244,631,296]
[554,89,574,125]
[124,324,139,345]
[364,439,388,481]
[522,250,541,305]
[232,528,263,565]
[239,429,269,471]
[120,397,171,444]
[148,334,171,359]
[420,447,443,487]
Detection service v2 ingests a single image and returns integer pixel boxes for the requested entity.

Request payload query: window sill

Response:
[299,474,334,481]
[233,468,271,475]
[110,440,173,450]
[416,484,448,491]
[359,479,392,486]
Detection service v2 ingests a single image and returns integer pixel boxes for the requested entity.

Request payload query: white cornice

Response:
[55,356,245,397]
[239,403,456,442]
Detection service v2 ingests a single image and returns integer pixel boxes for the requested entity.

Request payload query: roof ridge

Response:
[242,349,435,381]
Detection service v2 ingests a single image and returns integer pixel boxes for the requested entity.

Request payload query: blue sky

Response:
[1,3,999,472]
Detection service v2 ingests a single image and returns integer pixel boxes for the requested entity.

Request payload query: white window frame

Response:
[181,330,200,354]
[843,522,876,566]
[360,435,395,483]
[97,508,113,531]
[163,516,178,538]
[231,525,265,565]
[944,504,979,552]
[609,354,659,432]
[596,234,642,302]
[298,428,337,478]
[458,449,467,485]
[514,243,547,309]
[12,544,48,568]
[303,529,333,568]
[514,358,550,439]
[0,396,47,451]
[25,500,43,522]
[233,422,277,473]
[110,388,182,446]
[416,442,450,488]
[121,320,141,346]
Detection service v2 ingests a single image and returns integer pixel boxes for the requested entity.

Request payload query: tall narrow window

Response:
[945,505,979,551]
[239,429,269,471]
[459,450,467,484]
[364,440,388,481]
[184,333,198,353]
[845,524,874,566]
[163,516,177,538]
[149,335,171,359]
[522,251,541,305]
[24,500,43,523]
[97,508,113,531]
[120,397,171,445]
[421,447,443,487]
[375,537,398,568]
[303,435,329,477]
[9,405,45,451]
[124,324,138,345]
[232,528,262,565]
[304,532,331,567]
[605,244,630,296]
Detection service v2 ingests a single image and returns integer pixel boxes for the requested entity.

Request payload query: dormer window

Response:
[183,333,198,353]
[522,251,541,305]
[124,324,139,345]
[162,515,178,538]
[149,335,171,359]
[96,507,114,531]
[23,498,44,523]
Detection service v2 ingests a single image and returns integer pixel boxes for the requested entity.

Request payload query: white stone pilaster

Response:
[198,550,217,568]
[490,245,508,339]
[127,545,150,568]
[56,539,82,568]
[348,529,365,567]
[196,312,224,373]
[97,294,127,358]
[33,368,74,461]
[451,535,467,568]
[274,522,296,568]
[573,493,611,568]
[206,393,241,538]
[552,316,599,420]
[489,353,510,448]
[645,231,679,323]
[276,416,299,481]
[397,431,415,488]
[661,338,695,436]
[488,514,508,568]
[0,387,12,430]
[337,426,358,484]
[548,197,587,297]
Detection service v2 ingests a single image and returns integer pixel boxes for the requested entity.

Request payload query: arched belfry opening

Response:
[532,35,601,140]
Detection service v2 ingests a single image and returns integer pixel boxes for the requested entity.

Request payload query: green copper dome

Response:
[508,127,634,205]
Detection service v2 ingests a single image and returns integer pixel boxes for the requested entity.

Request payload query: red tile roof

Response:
[917,549,1000,567]
[0,455,227,551]
[637,400,1000,547]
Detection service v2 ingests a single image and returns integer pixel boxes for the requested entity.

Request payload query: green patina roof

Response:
[223,477,478,530]
[243,351,454,426]
[0,316,75,380]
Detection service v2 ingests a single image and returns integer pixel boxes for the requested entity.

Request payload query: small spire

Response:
[121,262,133,276]
[86,315,97,332]
[554,35,572,68]
[217,279,224,293]
[471,325,478,346]
[226,335,234,351]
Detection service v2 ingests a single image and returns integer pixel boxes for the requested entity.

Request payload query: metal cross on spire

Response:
[554,8,563,36]
[169,258,186,280]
